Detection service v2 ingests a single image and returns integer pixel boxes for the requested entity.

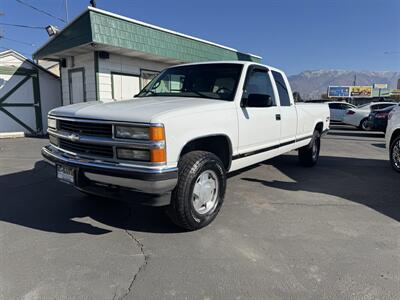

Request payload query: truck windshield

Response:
[137,63,243,101]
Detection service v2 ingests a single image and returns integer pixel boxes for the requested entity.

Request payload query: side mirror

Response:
[242,94,273,108]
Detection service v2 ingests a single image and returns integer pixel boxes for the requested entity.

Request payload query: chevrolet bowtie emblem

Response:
[68,133,80,142]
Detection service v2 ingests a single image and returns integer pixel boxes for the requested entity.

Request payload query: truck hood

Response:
[50,97,230,123]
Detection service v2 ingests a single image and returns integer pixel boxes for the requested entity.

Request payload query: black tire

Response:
[390,136,400,173]
[359,118,370,131]
[298,130,321,167]
[166,151,226,231]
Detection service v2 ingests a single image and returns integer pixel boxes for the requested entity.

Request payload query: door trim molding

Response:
[232,134,313,160]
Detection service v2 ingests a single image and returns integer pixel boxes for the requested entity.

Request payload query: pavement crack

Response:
[119,229,149,299]
[118,208,149,300]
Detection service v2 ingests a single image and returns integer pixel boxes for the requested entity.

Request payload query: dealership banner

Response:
[350,86,373,97]
[328,86,350,98]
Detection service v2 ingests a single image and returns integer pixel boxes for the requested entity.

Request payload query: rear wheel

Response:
[298,130,321,167]
[167,151,226,231]
[390,136,400,173]
[359,118,370,131]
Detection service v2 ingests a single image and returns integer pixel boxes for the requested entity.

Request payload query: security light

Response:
[46,25,59,37]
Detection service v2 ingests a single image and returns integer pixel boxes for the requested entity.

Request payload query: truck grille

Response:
[58,120,112,138]
[59,139,114,158]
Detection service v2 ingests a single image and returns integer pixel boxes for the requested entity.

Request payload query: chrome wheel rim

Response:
[392,140,400,169]
[362,120,369,131]
[192,170,219,215]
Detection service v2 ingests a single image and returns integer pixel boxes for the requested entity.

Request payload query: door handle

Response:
[275,114,281,121]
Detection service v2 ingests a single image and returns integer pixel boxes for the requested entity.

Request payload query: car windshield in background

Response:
[137,63,243,101]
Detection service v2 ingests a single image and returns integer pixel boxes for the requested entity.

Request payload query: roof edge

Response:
[33,7,262,61]
[1,49,59,78]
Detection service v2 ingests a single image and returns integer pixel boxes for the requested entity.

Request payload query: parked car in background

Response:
[328,101,356,123]
[41,61,330,230]
[386,105,400,172]
[366,104,398,132]
[343,102,395,130]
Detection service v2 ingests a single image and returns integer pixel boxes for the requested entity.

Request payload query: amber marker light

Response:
[149,126,165,141]
[150,148,166,163]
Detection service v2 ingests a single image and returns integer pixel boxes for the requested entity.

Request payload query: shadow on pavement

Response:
[0,161,182,235]
[241,155,400,222]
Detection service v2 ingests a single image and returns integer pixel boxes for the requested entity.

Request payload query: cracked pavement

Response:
[1,127,400,299]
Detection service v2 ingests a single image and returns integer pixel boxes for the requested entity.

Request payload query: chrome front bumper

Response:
[42,145,178,204]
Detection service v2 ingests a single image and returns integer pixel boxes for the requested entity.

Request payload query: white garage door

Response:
[112,73,140,101]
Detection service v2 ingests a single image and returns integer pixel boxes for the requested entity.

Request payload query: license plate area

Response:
[56,165,75,184]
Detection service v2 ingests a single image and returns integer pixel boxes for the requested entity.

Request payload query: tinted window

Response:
[343,103,355,109]
[244,68,275,106]
[329,103,341,109]
[272,71,291,106]
[380,103,394,109]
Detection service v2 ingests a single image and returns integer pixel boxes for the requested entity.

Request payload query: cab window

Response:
[272,71,291,106]
[244,68,275,107]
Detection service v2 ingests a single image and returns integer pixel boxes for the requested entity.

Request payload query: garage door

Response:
[0,66,42,134]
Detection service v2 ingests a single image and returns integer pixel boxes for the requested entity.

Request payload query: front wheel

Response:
[390,136,400,173]
[167,151,226,231]
[298,130,321,167]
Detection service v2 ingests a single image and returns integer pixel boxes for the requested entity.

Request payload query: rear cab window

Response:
[272,71,292,106]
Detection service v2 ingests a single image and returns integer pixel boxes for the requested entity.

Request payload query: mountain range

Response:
[288,70,400,100]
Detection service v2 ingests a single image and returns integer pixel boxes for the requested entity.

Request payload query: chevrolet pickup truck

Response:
[42,61,330,230]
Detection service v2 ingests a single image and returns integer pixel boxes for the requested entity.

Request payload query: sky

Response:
[0,0,399,75]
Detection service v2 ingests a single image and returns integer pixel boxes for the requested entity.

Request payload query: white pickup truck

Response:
[42,61,329,230]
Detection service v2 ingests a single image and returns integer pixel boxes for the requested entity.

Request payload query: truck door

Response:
[237,66,281,156]
[271,70,297,144]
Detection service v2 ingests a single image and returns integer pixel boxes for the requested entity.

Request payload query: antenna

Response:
[65,0,69,23]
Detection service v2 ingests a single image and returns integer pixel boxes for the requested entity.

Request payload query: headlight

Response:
[114,125,165,141]
[48,117,57,129]
[116,148,150,161]
[115,126,149,140]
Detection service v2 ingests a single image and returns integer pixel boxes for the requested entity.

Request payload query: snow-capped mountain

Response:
[288,70,400,100]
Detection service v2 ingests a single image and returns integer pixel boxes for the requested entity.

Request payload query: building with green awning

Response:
[34,7,261,105]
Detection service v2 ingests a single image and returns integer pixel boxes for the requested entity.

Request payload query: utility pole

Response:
[353,73,357,86]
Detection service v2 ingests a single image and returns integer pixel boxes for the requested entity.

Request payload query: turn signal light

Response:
[346,110,355,115]
[150,127,165,141]
[150,148,166,163]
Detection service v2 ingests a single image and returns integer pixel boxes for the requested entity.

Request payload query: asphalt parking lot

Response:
[0,126,399,300]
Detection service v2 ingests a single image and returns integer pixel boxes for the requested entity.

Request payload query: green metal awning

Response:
[34,7,261,64]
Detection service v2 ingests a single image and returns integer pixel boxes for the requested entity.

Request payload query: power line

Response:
[0,22,45,29]
[15,0,66,23]
[0,36,36,47]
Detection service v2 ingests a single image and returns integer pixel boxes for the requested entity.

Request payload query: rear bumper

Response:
[41,145,178,206]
